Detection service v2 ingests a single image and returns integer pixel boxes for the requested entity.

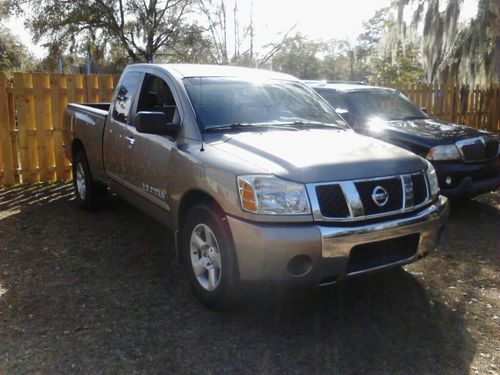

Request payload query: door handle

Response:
[125,136,135,146]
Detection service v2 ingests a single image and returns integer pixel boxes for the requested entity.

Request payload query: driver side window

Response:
[137,74,178,123]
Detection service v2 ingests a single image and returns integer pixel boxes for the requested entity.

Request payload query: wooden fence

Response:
[0,73,119,187]
[0,73,499,187]
[395,84,499,133]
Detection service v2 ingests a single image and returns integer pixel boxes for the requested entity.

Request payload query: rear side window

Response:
[112,71,141,123]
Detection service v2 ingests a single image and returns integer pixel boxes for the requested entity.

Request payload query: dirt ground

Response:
[0,182,498,374]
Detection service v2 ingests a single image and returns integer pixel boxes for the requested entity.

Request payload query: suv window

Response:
[137,74,178,123]
[316,90,349,114]
[112,71,141,123]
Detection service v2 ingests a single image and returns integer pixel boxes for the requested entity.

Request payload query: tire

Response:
[72,150,106,210]
[182,203,239,310]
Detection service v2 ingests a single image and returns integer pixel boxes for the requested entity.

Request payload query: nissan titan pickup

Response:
[63,65,449,308]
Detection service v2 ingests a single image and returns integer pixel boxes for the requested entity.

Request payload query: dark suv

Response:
[307,81,500,199]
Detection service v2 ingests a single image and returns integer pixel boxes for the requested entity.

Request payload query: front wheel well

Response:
[177,190,221,232]
[176,190,226,263]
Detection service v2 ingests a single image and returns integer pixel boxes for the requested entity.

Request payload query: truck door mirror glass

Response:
[420,107,428,114]
[135,111,180,135]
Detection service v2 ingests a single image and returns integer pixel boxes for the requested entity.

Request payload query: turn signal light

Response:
[238,179,258,212]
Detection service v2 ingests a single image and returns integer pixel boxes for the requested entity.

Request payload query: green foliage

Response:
[2,0,427,84]
[6,0,193,65]
[161,24,218,64]
[394,0,497,86]
[0,27,33,74]
[270,34,325,79]
[369,42,425,86]
[267,10,424,86]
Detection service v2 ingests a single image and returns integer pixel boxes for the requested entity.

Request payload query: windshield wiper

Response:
[205,121,347,132]
[205,122,303,132]
[282,121,347,130]
[393,115,428,121]
[205,122,254,131]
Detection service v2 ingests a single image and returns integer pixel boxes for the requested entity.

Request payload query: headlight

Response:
[426,162,440,198]
[426,145,460,160]
[237,175,311,215]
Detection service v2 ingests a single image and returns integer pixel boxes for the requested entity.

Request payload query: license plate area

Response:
[346,233,420,274]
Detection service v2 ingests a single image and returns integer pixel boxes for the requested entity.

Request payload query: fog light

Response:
[445,176,452,186]
[287,255,312,277]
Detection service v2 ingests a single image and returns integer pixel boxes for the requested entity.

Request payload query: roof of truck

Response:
[136,63,298,80]
[167,64,297,80]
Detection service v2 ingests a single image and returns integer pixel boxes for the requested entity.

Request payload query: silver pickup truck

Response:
[63,64,449,309]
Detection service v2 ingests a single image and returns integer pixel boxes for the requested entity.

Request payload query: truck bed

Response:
[63,103,111,181]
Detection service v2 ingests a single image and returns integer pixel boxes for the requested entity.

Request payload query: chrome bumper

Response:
[321,195,448,258]
[227,195,449,283]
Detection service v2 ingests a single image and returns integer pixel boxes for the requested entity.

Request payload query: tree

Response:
[8,0,193,63]
[270,34,325,79]
[0,27,33,73]
[198,0,230,64]
[160,23,218,64]
[394,0,499,86]
[369,41,424,86]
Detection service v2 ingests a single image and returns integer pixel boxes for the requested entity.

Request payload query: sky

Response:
[5,0,478,59]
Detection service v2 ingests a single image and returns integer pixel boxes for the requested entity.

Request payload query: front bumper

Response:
[434,158,500,198]
[227,195,449,285]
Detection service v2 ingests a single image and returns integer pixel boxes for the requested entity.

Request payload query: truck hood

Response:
[206,129,427,183]
[362,118,491,148]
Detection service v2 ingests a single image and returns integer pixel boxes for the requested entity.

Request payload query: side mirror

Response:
[135,111,180,135]
[420,107,428,114]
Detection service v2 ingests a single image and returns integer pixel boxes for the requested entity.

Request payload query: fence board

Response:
[34,74,55,182]
[0,74,15,186]
[14,73,38,183]
[50,75,69,181]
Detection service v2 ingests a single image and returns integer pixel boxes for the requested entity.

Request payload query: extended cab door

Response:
[103,71,142,182]
[121,72,180,213]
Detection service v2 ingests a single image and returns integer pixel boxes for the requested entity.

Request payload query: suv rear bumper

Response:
[227,195,449,284]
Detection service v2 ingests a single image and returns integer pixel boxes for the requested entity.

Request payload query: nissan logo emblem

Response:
[372,186,389,207]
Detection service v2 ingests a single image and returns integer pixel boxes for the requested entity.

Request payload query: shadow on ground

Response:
[0,183,483,373]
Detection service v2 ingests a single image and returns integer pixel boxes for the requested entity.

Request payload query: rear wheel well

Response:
[72,139,85,159]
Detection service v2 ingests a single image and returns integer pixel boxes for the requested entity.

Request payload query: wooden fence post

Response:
[0,73,16,186]
[14,73,40,183]
[49,74,69,181]
[33,74,56,182]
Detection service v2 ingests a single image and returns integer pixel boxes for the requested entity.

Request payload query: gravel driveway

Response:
[0,183,498,374]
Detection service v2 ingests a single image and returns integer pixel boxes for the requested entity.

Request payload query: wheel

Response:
[72,150,106,210]
[182,203,239,310]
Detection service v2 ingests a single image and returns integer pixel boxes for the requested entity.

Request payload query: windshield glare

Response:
[183,77,346,130]
[345,90,428,122]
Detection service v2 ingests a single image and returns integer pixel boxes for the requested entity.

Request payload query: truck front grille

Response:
[355,177,403,215]
[309,172,430,222]
[457,137,499,162]
[411,174,427,206]
[316,184,350,218]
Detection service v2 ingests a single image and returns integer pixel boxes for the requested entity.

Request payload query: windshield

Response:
[183,77,347,130]
[344,89,428,122]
